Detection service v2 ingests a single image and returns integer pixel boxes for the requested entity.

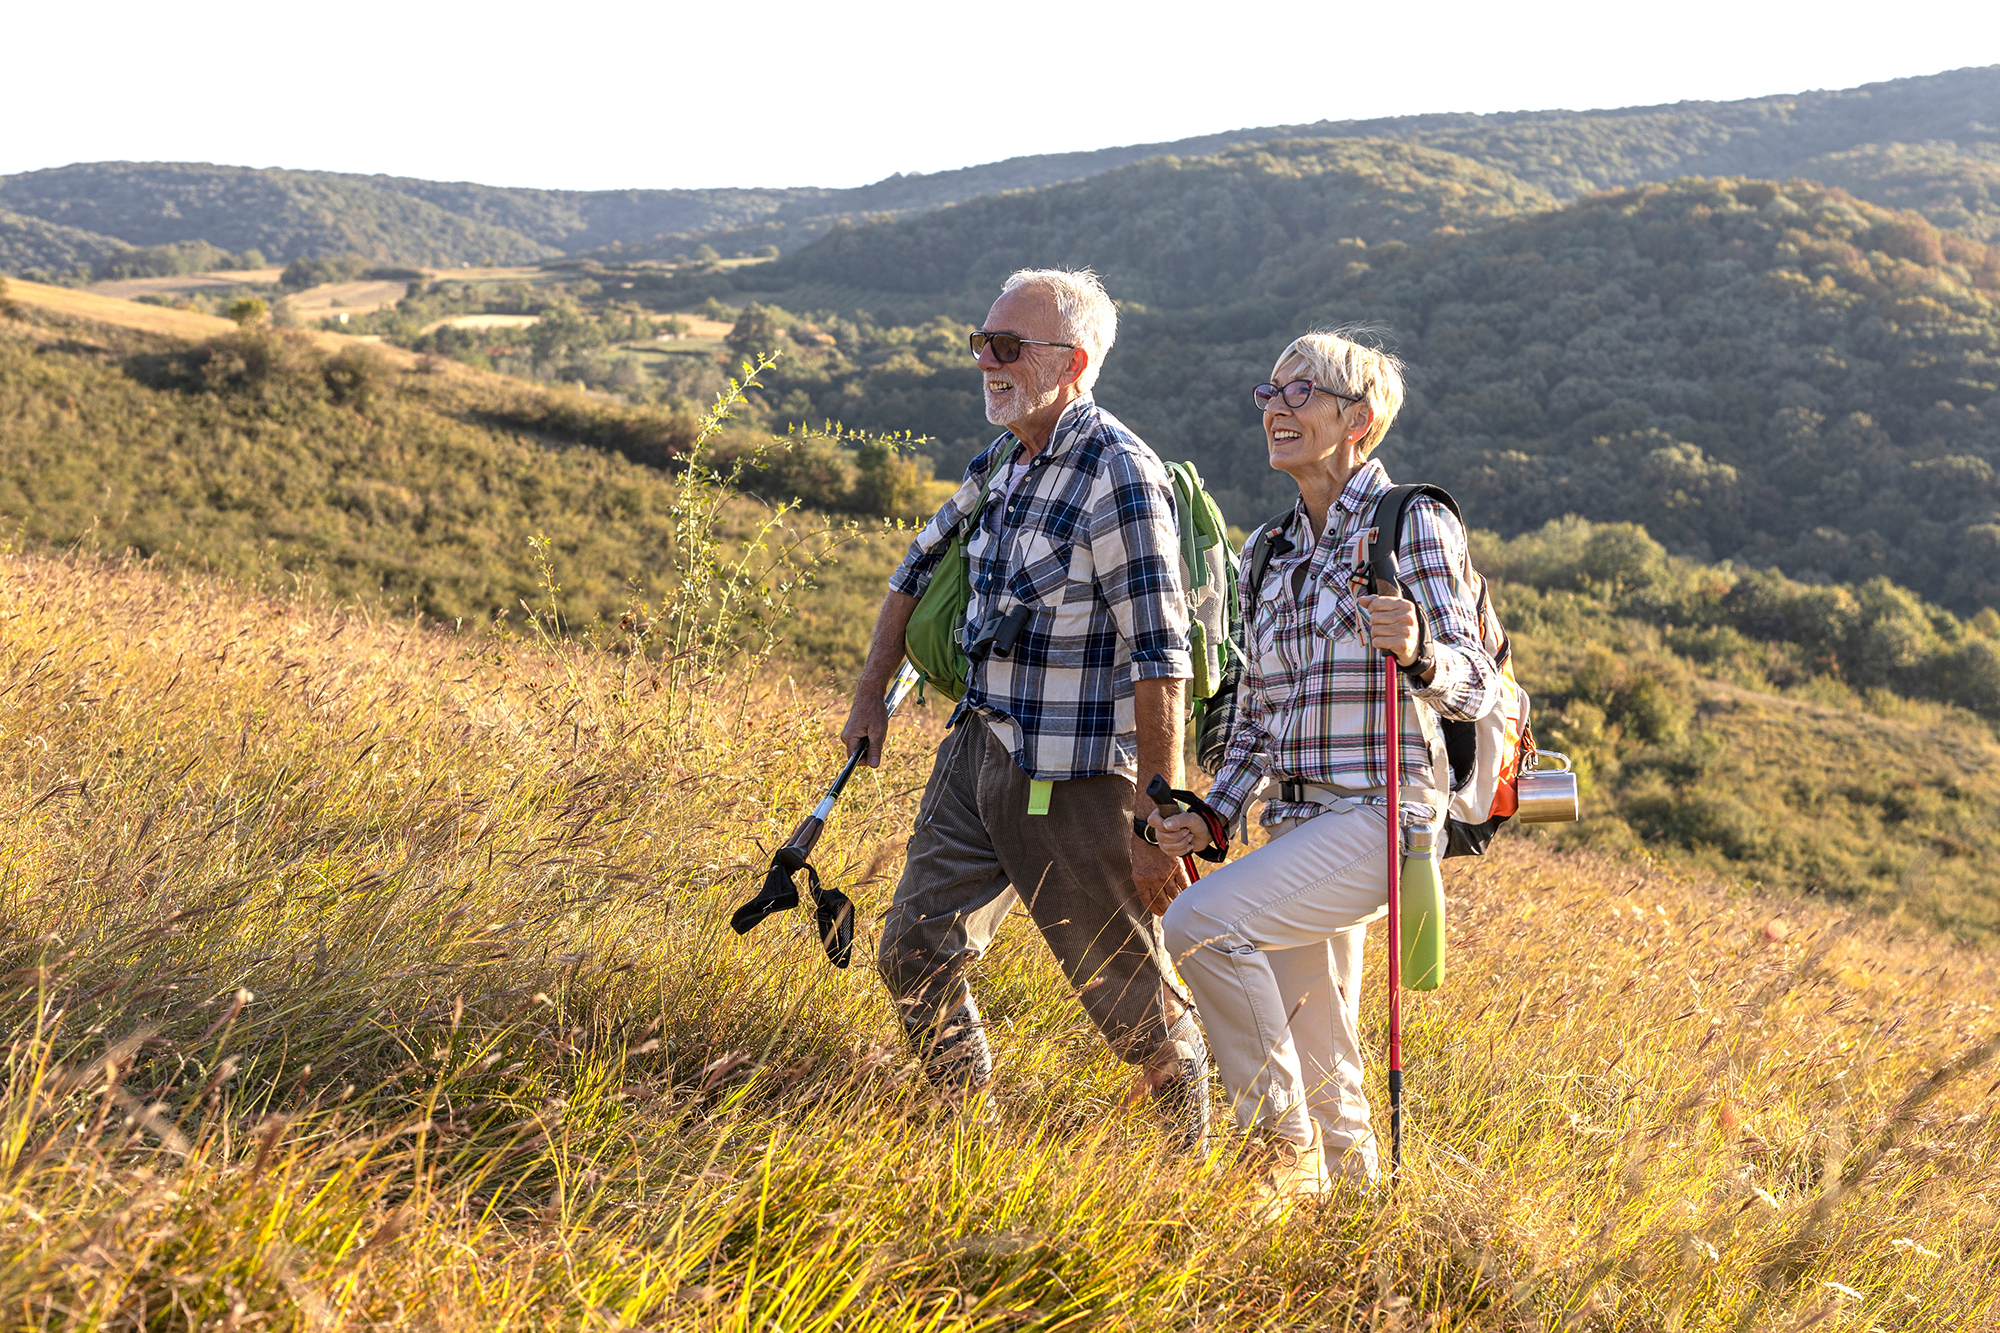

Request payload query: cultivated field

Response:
[2,547,1994,1331]
[87,268,287,300]
[283,279,414,320]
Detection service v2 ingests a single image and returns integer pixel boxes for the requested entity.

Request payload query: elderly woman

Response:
[1151,328,1498,1214]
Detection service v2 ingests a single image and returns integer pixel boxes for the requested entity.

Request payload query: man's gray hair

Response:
[1000,267,1117,393]
[1272,326,1407,458]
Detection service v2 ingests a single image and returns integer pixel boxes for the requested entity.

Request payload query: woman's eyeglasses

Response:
[970,331,1076,364]
[1253,379,1364,412]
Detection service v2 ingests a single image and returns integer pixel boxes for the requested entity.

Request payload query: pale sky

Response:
[5,0,1994,191]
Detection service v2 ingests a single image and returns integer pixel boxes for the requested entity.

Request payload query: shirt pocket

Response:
[1313,564,1363,641]
[1009,531,1073,608]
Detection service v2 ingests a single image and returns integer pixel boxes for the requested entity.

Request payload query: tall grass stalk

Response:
[0,545,1995,1329]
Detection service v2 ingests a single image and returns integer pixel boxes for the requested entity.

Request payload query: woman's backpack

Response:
[1362,485,1533,857]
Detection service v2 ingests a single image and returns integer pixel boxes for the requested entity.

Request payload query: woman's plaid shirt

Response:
[1204,459,1499,828]
[889,395,1191,781]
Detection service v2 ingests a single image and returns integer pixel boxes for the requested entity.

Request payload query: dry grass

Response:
[4,276,429,370]
[1,546,1996,1331]
[5,277,240,340]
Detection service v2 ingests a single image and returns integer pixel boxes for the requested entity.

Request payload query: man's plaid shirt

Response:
[1205,459,1498,828]
[889,395,1191,781]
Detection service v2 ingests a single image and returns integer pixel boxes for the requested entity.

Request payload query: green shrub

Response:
[280,253,371,288]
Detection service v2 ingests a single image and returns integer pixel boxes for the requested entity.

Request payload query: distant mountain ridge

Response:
[2,64,1996,279]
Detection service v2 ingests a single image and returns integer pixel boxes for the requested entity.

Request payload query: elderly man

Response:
[841,267,1208,1145]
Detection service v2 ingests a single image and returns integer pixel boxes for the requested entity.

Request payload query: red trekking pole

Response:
[1377,553,1405,1182]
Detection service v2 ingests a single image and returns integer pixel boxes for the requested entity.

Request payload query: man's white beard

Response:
[984,358,1064,426]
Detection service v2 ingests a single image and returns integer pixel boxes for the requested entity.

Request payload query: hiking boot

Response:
[908,1001,994,1096]
[1245,1123,1331,1224]
[1324,1137,1381,1194]
[1147,1020,1212,1154]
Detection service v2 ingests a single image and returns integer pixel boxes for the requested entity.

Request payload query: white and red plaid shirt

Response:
[1204,459,1499,828]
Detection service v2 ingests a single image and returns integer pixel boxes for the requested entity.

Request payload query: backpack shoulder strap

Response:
[1246,508,1297,606]
[1362,484,1462,594]
[953,457,1000,556]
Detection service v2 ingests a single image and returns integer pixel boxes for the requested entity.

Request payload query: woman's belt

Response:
[1275,777,1447,812]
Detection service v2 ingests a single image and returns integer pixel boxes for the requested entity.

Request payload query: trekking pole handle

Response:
[785,661,923,869]
[1372,547,1403,600]
[1146,774,1204,883]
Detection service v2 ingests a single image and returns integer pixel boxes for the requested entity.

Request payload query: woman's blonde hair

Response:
[1271,326,1406,458]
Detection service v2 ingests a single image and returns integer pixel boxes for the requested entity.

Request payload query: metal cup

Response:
[1516,750,1579,824]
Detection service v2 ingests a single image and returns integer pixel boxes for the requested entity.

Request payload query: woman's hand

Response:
[1357,593,1420,668]
[1147,809,1214,858]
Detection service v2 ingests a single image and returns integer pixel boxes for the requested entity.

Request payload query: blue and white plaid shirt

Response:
[890,395,1192,781]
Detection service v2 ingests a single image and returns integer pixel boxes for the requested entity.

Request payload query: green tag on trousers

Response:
[1027,779,1052,816]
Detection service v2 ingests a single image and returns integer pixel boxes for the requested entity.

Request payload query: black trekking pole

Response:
[730,660,922,967]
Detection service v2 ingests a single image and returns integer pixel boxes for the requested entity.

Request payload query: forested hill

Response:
[728,176,2000,613]
[786,63,1999,219]
[0,162,825,265]
[752,139,1557,310]
[2,65,1995,278]
[1127,179,2000,613]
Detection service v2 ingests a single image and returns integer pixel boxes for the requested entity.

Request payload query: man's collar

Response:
[1040,393,1097,460]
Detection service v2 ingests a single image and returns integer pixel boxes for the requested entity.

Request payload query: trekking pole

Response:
[730,660,922,966]
[1377,551,1405,1183]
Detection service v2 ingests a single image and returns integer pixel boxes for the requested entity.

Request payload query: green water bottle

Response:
[1400,830,1446,991]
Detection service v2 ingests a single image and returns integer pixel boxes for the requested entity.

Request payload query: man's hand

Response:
[841,695,888,768]
[1130,675,1186,912]
[1358,593,1420,668]
[844,591,920,768]
[1131,833,1188,916]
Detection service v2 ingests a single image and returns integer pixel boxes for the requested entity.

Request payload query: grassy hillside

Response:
[0,280,929,633]
[1,547,1995,1330]
[1479,519,2000,939]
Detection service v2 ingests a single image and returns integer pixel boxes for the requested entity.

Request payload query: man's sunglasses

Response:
[1253,379,1365,412]
[970,330,1076,364]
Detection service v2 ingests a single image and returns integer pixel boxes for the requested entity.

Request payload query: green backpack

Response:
[903,460,1239,711]
[1166,459,1239,710]
[904,471,994,701]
